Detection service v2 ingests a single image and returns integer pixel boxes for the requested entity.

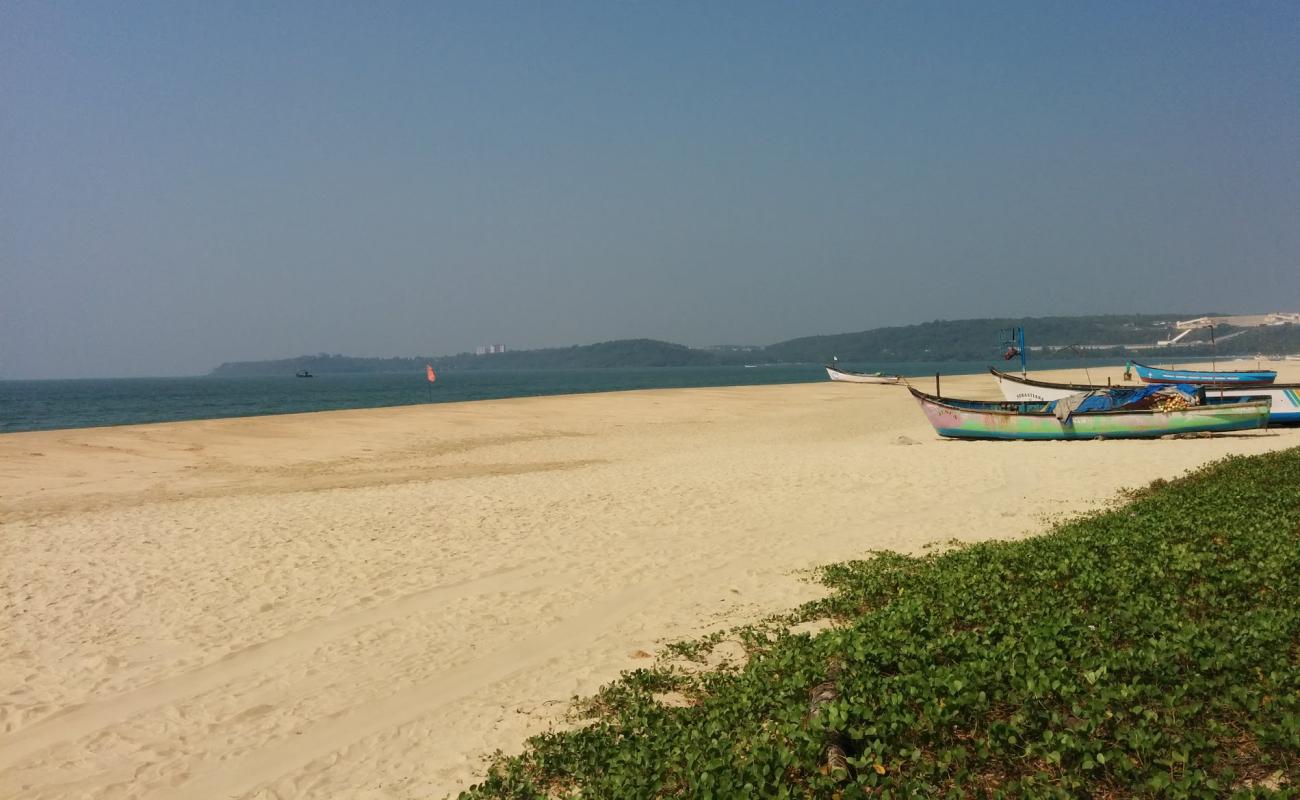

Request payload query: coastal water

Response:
[1,359,1127,434]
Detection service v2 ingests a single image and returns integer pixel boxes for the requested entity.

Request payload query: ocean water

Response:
[1,359,1126,434]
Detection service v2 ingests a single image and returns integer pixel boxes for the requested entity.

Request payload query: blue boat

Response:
[1128,360,1276,385]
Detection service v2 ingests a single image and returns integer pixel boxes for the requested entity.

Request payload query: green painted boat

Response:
[909,386,1270,440]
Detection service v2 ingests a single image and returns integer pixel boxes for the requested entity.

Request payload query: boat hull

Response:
[1129,360,1276,385]
[911,387,1270,440]
[826,366,900,384]
[991,369,1300,424]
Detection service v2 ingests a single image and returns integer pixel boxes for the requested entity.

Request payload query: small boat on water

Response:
[295,370,313,378]
[825,365,901,384]
[909,385,1270,440]
[1128,360,1276,385]
[991,368,1300,425]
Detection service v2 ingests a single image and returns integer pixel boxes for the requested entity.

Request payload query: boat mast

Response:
[998,326,1027,377]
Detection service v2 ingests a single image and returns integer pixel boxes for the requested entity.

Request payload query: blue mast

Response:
[998,327,1027,375]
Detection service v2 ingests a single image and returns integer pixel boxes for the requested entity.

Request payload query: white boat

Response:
[990,368,1120,402]
[825,365,901,384]
[990,368,1300,425]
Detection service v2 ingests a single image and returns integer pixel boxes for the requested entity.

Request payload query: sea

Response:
[1,359,1128,434]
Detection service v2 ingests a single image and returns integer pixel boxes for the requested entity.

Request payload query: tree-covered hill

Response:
[208,315,1300,376]
[764,314,1209,362]
[209,339,733,376]
[434,339,725,370]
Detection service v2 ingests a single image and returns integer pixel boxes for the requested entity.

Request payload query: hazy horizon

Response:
[5,2,1298,379]
[0,308,1258,380]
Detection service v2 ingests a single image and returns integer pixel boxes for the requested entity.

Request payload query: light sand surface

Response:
[3,361,1298,799]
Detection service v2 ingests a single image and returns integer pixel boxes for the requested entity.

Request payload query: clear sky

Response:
[3,1,1298,378]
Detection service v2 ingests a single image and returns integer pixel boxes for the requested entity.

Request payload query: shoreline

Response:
[1,356,1142,436]
[8,355,1287,437]
[3,362,1298,798]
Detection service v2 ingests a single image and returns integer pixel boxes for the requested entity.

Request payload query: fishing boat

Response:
[295,370,313,378]
[909,385,1269,440]
[1127,360,1275,385]
[825,365,901,384]
[990,368,1132,402]
[991,368,1300,424]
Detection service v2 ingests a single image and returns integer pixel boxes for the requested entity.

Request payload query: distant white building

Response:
[475,344,508,355]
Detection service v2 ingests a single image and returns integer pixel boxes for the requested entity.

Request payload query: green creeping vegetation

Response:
[460,448,1300,799]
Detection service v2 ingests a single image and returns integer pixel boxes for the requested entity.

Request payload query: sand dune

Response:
[3,362,1298,798]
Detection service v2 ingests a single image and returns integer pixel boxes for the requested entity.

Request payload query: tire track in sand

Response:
[140,581,656,800]
[0,565,549,771]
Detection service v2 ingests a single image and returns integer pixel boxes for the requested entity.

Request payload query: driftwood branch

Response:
[804,661,851,779]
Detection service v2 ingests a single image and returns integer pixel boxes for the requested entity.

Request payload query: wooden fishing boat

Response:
[991,368,1300,424]
[909,386,1270,440]
[825,365,901,384]
[990,368,1133,402]
[1128,360,1276,385]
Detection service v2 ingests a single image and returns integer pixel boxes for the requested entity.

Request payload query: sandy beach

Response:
[3,361,1298,799]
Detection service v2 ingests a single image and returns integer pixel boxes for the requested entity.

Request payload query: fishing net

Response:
[1154,394,1193,412]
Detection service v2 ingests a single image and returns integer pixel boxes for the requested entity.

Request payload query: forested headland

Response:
[209,315,1300,376]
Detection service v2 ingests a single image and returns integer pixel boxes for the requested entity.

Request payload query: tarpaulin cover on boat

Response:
[1048,384,1201,421]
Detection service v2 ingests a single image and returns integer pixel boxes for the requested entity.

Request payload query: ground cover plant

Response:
[460,448,1300,798]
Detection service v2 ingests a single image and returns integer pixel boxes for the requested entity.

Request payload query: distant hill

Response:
[772,315,1147,361]
[432,339,726,369]
[209,339,736,377]
[208,315,1300,376]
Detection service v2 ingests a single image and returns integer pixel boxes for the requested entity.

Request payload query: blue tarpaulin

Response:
[1047,384,1201,421]
[1072,384,1199,413]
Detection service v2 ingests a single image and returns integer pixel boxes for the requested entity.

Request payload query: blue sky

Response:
[3,1,1298,377]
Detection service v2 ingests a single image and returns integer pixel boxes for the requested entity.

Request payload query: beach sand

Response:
[3,361,1298,799]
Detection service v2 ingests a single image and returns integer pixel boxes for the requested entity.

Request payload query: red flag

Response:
[425,364,437,383]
